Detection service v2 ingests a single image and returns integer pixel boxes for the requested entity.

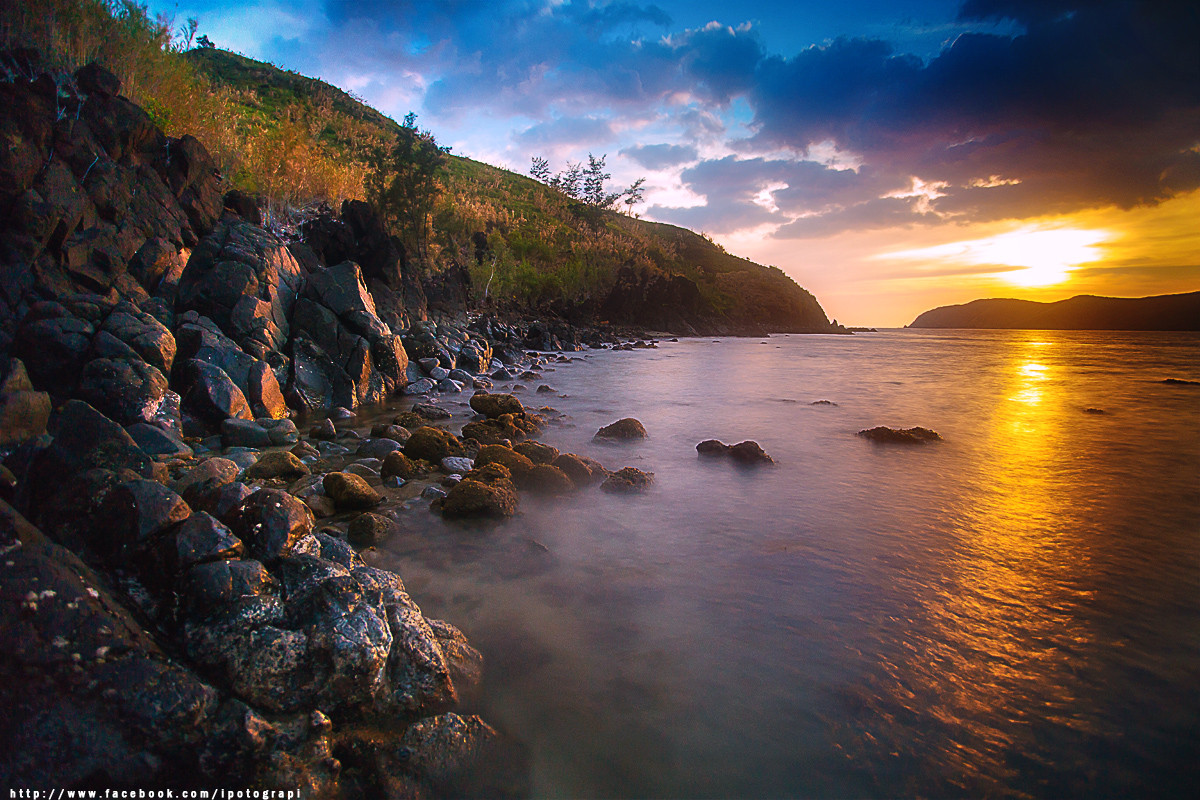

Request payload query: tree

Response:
[559,161,583,199]
[367,114,450,264]
[529,156,550,183]
[583,153,610,206]
[178,17,198,50]
[197,34,214,48]
[622,177,646,216]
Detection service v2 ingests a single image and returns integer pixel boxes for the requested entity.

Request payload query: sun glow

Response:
[882,225,1111,287]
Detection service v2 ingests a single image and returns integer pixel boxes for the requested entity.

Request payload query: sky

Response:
[150,0,1200,326]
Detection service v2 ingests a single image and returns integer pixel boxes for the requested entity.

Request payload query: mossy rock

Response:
[594,418,647,440]
[392,412,428,430]
[469,392,525,419]
[404,426,467,462]
[243,450,310,480]
[600,467,654,494]
[381,451,424,480]
[857,426,941,444]
[519,463,573,495]
[552,453,604,487]
[513,441,559,465]
[442,479,518,519]
[322,471,382,510]
[461,412,544,445]
[728,440,773,465]
[460,462,514,487]
[474,445,534,478]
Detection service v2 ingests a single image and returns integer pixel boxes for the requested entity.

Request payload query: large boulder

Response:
[180,359,253,425]
[76,356,168,426]
[404,427,467,463]
[224,489,315,563]
[176,220,305,358]
[469,392,524,419]
[594,418,647,441]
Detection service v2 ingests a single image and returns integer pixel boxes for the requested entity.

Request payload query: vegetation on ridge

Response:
[0,0,834,331]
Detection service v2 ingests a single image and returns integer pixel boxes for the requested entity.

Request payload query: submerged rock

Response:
[600,467,654,493]
[696,439,729,457]
[728,441,774,465]
[857,426,941,444]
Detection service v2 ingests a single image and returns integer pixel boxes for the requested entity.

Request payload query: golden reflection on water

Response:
[852,336,1100,797]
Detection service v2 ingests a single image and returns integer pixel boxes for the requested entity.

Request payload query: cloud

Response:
[748,1,1200,230]
[516,115,616,147]
[620,143,698,169]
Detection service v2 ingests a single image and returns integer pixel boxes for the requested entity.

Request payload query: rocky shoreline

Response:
[0,51,668,795]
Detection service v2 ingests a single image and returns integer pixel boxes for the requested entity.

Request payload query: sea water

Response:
[368,329,1200,798]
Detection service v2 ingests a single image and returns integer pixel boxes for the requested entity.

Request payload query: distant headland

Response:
[908,291,1200,331]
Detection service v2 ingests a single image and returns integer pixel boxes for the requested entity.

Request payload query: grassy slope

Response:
[186,48,834,331]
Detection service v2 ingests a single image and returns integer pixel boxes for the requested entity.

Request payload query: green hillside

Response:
[182,47,835,332]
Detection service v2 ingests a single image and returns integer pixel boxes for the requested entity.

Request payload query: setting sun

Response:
[882,225,1112,288]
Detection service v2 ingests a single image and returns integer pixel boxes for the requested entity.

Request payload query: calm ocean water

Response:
[368,329,1200,798]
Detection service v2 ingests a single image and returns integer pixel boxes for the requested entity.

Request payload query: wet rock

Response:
[226,489,315,562]
[601,467,654,493]
[594,417,647,441]
[398,713,499,791]
[370,423,410,443]
[403,378,436,395]
[1083,407,1106,414]
[469,392,524,418]
[441,464,518,519]
[0,359,51,446]
[243,451,310,481]
[857,426,941,444]
[422,485,448,500]
[413,402,453,420]
[473,445,534,480]
[696,439,730,457]
[381,451,423,480]
[551,453,604,487]
[309,418,337,440]
[513,441,559,465]
[221,418,272,448]
[810,400,838,406]
[347,512,394,547]
[520,463,573,495]
[323,472,382,510]
[357,438,404,459]
[728,441,774,465]
[461,412,543,445]
[291,441,320,459]
[405,426,467,463]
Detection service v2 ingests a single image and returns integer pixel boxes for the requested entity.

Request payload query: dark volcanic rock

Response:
[181,358,253,425]
[857,426,941,444]
[226,489,315,562]
[76,356,168,426]
[161,511,244,574]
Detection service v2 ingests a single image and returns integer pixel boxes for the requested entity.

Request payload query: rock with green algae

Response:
[519,463,573,495]
[513,440,559,464]
[404,426,467,463]
[473,444,534,479]
[857,426,941,444]
[243,450,310,480]
[601,467,654,493]
[551,452,605,487]
[441,464,518,519]
[468,391,525,418]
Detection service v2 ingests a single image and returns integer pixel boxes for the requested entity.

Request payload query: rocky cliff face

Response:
[0,51,523,795]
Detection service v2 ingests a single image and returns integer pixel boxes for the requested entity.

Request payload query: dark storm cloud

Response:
[749,1,1200,234]
[620,143,698,169]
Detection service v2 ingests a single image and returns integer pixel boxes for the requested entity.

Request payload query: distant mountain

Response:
[909,291,1200,330]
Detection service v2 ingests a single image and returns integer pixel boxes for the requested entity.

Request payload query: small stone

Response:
[441,456,474,474]
[310,419,337,439]
[422,485,448,500]
[347,512,394,546]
